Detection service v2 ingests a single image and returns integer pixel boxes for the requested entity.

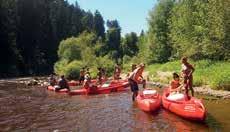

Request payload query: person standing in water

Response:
[181,56,195,97]
[97,67,103,85]
[128,63,145,101]
[79,67,85,85]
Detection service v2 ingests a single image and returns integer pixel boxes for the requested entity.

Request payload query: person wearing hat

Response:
[128,63,145,101]
[181,56,195,97]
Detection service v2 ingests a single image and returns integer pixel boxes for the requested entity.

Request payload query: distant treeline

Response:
[0,0,107,77]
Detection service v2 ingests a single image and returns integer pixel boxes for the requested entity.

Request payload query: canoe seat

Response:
[143,90,157,95]
[167,93,185,101]
[101,83,110,88]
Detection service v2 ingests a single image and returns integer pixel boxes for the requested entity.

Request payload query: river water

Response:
[0,80,229,131]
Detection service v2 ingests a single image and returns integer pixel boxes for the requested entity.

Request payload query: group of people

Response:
[127,56,195,101]
[169,56,195,100]
[48,56,195,101]
[49,74,70,92]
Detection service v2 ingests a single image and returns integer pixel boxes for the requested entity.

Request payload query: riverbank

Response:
[1,74,230,99]
[148,81,230,99]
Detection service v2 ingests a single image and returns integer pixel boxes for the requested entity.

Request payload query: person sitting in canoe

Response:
[79,67,85,85]
[83,73,97,92]
[169,72,183,95]
[114,64,121,80]
[181,56,195,97]
[55,75,70,92]
[167,72,185,101]
[49,74,56,86]
[128,63,145,101]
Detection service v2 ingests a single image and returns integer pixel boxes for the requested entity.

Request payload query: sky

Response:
[68,0,157,36]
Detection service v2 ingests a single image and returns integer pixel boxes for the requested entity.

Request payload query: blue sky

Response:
[68,0,157,36]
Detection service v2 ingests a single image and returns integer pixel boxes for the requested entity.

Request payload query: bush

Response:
[54,59,68,76]
[54,60,83,80]
[65,61,83,79]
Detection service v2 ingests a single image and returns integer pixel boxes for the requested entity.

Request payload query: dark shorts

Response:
[128,78,139,92]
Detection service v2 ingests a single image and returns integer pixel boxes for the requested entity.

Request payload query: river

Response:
[0,80,229,131]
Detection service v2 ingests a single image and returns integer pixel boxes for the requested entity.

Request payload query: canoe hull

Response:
[136,88,161,112]
[162,88,206,121]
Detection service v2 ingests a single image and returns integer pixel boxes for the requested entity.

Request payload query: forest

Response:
[0,0,229,82]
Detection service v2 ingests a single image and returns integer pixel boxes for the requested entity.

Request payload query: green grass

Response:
[146,60,230,90]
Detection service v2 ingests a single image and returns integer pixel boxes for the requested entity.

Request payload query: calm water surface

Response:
[0,80,229,131]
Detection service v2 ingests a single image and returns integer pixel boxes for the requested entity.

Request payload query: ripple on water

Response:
[0,82,229,131]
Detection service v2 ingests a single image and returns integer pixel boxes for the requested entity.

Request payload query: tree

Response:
[122,32,139,57]
[0,0,21,76]
[93,10,105,39]
[81,10,94,32]
[148,0,175,63]
[104,20,122,62]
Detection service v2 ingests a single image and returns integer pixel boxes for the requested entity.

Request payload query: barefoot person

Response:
[181,56,195,97]
[128,63,145,101]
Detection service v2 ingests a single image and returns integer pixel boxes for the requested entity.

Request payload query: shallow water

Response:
[0,81,229,131]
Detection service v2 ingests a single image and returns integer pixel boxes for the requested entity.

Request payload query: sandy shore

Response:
[148,81,230,99]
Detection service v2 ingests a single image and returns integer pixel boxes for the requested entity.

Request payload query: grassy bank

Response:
[145,60,230,91]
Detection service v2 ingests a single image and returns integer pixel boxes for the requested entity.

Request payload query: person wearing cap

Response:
[55,75,70,92]
[128,63,145,101]
[79,67,85,85]
[181,56,195,97]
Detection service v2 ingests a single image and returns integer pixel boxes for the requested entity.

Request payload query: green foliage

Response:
[93,10,105,39]
[58,37,81,62]
[104,20,122,62]
[54,60,83,79]
[55,31,117,79]
[122,32,139,57]
[169,0,229,60]
[54,59,68,76]
[65,61,83,79]
[148,0,174,63]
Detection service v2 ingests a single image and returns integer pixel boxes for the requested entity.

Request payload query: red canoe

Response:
[162,88,206,121]
[68,78,107,86]
[47,85,69,93]
[136,88,161,112]
[69,80,130,95]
